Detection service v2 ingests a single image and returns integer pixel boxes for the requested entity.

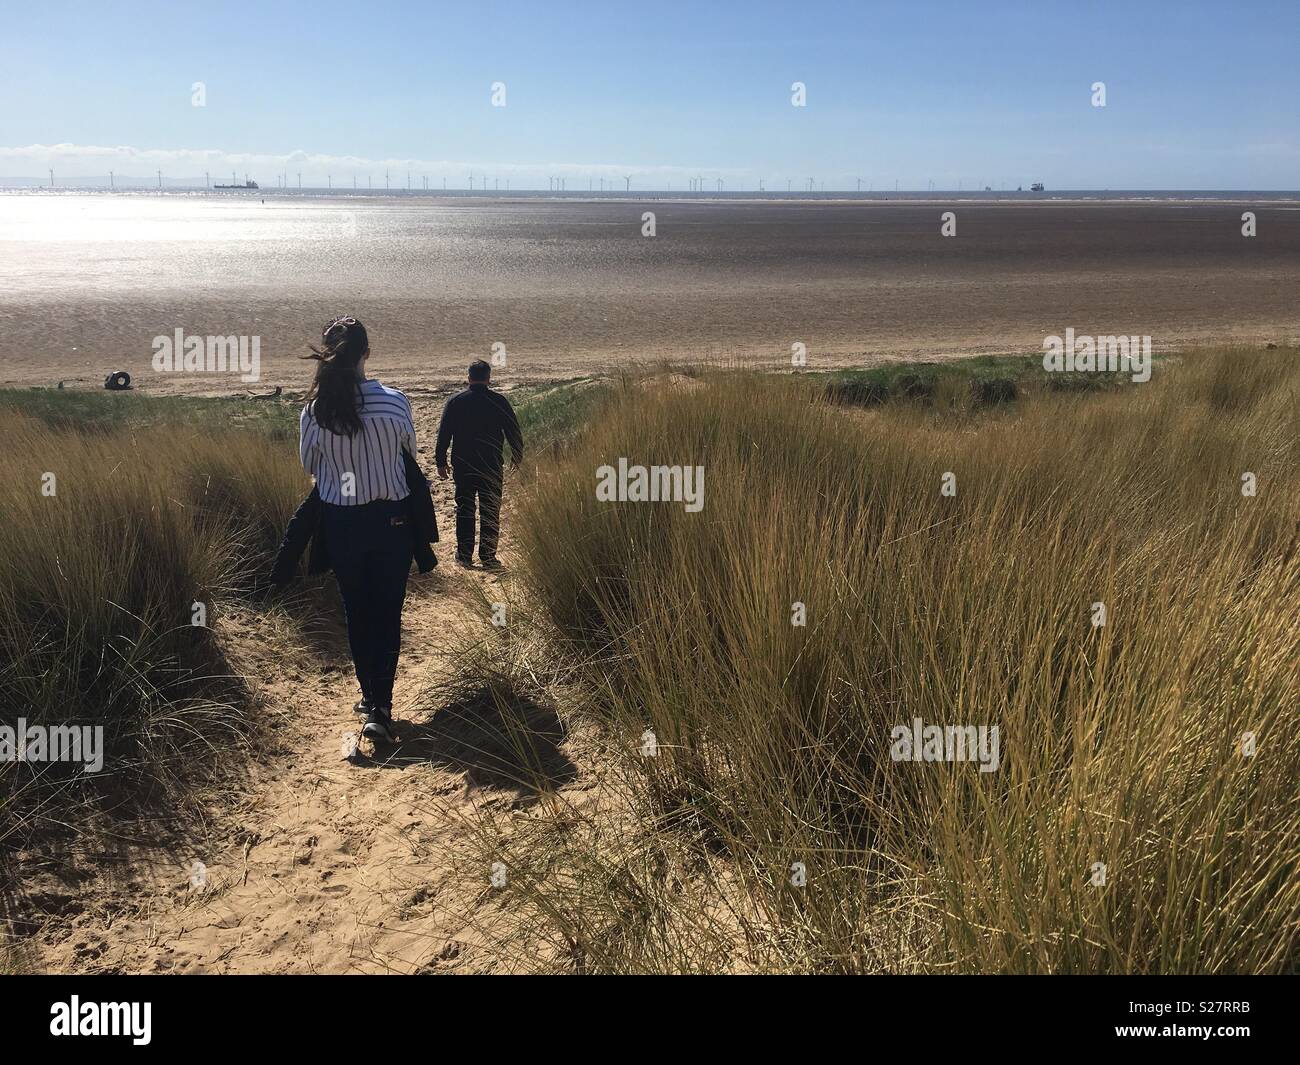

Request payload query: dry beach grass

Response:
[2,347,1297,973]
[497,347,1300,972]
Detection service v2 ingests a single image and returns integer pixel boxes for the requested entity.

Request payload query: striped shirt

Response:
[300,378,416,505]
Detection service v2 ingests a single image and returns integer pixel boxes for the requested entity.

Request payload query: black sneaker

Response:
[480,557,504,571]
[353,697,372,719]
[455,556,474,569]
[362,707,397,743]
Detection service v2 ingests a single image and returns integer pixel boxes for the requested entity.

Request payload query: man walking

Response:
[435,359,524,569]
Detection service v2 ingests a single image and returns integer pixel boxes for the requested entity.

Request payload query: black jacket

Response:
[269,449,438,586]
[435,383,524,479]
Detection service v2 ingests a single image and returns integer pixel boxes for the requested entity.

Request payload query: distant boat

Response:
[1030,182,1045,192]
[214,180,259,189]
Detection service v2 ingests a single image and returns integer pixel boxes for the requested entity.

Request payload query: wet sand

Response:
[1,195,1297,394]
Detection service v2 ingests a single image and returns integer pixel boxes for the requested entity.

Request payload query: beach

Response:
[1,193,1297,395]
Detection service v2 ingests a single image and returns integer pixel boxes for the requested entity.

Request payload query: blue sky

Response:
[3,0,1298,188]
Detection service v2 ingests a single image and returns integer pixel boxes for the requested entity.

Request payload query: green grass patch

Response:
[823,353,1149,410]
[512,377,620,450]
[0,388,300,438]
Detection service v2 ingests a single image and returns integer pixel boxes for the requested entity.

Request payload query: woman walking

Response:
[297,315,421,743]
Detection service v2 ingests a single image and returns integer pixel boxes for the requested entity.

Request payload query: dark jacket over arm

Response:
[269,449,438,586]
[402,448,440,562]
[269,487,323,586]
[435,384,524,478]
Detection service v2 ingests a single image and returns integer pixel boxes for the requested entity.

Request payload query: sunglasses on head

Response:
[323,315,359,339]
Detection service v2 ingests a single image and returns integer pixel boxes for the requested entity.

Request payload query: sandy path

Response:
[32,397,578,974]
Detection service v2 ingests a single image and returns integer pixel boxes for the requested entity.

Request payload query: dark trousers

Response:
[453,472,502,562]
[322,499,413,709]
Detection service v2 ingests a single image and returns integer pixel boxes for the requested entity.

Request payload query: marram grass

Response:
[508,348,1299,973]
[0,405,305,859]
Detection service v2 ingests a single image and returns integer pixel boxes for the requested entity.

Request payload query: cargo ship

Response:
[214,179,259,189]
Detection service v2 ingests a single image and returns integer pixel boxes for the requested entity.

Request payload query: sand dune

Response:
[29,398,576,974]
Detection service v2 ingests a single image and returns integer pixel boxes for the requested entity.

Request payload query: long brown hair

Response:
[302,315,368,436]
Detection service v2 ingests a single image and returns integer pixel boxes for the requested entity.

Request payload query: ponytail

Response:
[302,315,368,436]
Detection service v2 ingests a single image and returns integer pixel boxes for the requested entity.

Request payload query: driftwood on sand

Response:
[244,386,283,399]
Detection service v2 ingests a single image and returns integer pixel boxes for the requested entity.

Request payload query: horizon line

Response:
[5,183,1300,196]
